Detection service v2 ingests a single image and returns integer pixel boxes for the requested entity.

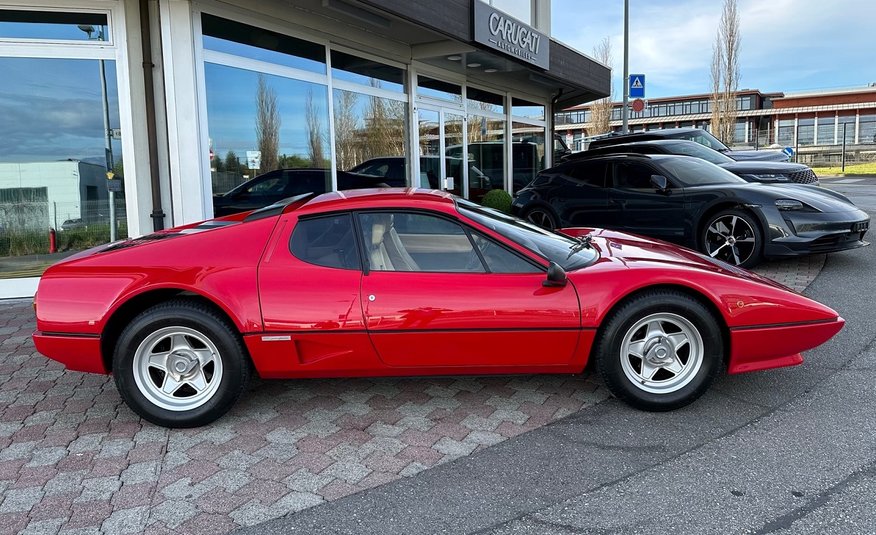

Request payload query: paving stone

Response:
[19,517,67,535]
[148,499,198,529]
[74,476,122,503]
[0,486,44,513]
[432,436,479,457]
[100,506,149,534]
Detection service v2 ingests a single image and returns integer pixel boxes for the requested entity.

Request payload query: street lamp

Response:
[78,24,117,242]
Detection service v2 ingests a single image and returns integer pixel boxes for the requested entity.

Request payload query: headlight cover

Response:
[775,199,820,212]
[746,173,790,182]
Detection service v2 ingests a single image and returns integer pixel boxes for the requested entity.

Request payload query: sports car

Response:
[514,153,869,268]
[34,189,844,428]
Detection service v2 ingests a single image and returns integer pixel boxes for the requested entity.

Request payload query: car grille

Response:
[789,169,818,184]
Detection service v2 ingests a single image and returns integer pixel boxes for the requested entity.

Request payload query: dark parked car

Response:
[350,156,493,201]
[513,153,869,267]
[585,127,790,162]
[213,168,393,216]
[572,139,818,185]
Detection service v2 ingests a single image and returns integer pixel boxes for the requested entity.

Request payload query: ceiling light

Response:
[467,62,482,68]
[447,55,462,61]
[484,68,498,73]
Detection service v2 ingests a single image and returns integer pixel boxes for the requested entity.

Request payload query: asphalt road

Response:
[239,180,876,535]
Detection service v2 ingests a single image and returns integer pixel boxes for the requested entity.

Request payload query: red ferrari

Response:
[33,189,843,427]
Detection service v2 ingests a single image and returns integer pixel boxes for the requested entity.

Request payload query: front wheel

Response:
[524,206,558,230]
[113,299,250,428]
[701,209,763,268]
[595,290,724,411]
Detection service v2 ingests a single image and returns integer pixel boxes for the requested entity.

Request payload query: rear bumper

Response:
[32,332,107,374]
[728,318,844,374]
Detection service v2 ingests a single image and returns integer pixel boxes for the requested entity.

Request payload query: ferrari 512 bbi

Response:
[33,189,844,427]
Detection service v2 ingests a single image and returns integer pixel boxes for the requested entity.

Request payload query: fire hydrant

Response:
[49,228,57,254]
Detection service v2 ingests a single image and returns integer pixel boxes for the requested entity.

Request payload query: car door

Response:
[356,210,581,368]
[552,159,618,228]
[609,160,688,243]
[257,212,378,375]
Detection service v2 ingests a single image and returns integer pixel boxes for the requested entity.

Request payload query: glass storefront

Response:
[0,28,126,279]
[199,12,549,216]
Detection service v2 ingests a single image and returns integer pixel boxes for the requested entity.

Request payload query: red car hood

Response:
[560,227,792,292]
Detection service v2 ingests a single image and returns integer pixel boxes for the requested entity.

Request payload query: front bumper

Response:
[728,317,845,374]
[764,211,870,257]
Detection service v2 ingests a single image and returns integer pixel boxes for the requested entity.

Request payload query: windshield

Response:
[656,156,748,187]
[457,200,599,271]
[668,130,731,152]
[665,141,735,165]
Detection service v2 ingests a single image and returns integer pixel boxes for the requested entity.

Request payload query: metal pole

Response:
[96,27,116,242]
[622,0,629,134]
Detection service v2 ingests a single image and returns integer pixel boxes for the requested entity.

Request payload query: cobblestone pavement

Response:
[0,255,824,534]
[753,254,826,293]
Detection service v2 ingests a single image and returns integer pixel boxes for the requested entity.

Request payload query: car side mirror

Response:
[650,174,669,193]
[543,261,568,287]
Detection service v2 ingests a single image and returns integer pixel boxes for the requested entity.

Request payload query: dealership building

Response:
[0,0,610,297]
[556,85,876,155]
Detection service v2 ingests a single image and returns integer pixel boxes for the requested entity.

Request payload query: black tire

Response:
[594,290,724,411]
[700,208,763,268]
[113,299,250,428]
[524,205,559,230]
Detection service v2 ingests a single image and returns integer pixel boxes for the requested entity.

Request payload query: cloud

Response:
[551,0,876,98]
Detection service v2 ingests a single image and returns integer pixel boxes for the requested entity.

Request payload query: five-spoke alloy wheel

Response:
[595,290,723,411]
[524,207,558,230]
[114,299,250,428]
[702,209,763,268]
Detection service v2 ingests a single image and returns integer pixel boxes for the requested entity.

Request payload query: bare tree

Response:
[710,0,741,145]
[333,89,360,170]
[305,89,326,167]
[255,75,280,173]
[589,37,614,135]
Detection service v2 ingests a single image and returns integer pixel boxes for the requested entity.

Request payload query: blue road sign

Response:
[629,74,645,98]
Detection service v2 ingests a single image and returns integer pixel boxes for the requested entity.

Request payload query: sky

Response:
[550,0,876,99]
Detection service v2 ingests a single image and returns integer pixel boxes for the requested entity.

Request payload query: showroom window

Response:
[331,49,408,180]
[777,119,795,146]
[464,87,506,193]
[0,7,128,281]
[511,97,547,194]
[859,114,876,144]
[201,14,331,212]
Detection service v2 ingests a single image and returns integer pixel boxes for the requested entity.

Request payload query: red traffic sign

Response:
[631,98,646,112]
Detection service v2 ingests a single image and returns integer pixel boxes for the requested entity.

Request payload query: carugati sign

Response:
[473,1,549,70]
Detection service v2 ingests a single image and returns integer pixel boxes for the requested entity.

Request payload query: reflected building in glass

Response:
[0,1,610,297]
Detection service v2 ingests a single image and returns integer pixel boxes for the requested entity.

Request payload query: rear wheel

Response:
[113,299,250,428]
[595,290,723,411]
[701,209,763,268]
[524,206,558,230]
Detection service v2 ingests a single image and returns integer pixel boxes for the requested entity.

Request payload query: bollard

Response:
[49,228,57,254]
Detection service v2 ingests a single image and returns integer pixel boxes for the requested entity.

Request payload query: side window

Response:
[471,232,540,273]
[290,213,360,270]
[614,163,656,190]
[565,161,607,187]
[243,174,283,195]
[358,212,485,273]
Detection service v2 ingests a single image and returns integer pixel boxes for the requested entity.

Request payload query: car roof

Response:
[288,187,458,215]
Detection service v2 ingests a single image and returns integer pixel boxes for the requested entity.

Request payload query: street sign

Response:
[629,74,645,98]
[246,150,262,170]
[632,98,646,113]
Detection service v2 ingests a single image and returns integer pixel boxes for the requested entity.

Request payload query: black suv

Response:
[573,139,818,185]
[585,127,790,162]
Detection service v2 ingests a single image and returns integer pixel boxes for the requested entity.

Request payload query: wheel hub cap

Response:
[644,336,673,365]
[169,350,198,375]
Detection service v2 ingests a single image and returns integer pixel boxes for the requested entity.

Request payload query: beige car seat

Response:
[369,218,419,271]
